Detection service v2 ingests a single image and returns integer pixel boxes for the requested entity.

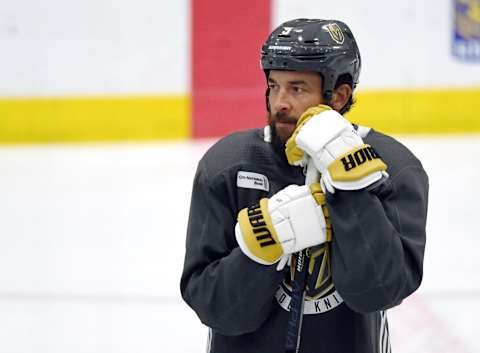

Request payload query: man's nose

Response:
[273,89,292,113]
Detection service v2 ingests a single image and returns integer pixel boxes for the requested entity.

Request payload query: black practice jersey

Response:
[180,127,429,353]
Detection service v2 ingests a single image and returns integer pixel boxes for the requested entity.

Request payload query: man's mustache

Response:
[271,112,297,124]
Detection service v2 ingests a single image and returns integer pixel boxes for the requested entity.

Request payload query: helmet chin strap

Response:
[264,70,271,113]
[322,91,333,108]
[265,87,271,113]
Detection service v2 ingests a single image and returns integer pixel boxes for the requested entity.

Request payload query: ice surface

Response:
[0,135,478,353]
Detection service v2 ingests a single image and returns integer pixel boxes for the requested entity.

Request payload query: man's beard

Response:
[268,111,297,153]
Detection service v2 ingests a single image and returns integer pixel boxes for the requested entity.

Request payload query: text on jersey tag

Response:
[237,171,270,192]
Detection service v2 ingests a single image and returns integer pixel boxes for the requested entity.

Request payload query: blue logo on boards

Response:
[453,0,480,61]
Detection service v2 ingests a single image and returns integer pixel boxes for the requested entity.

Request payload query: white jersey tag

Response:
[237,171,270,192]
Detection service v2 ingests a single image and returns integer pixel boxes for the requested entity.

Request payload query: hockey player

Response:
[180,18,428,353]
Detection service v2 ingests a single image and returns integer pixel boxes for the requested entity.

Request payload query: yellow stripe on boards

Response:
[1,88,479,143]
[0,95,190,143]
[347,88,480,134]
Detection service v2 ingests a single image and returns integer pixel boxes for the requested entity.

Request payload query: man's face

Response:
[267,70,324,146]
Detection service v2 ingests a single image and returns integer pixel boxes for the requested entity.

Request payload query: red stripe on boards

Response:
[191,0,271,138]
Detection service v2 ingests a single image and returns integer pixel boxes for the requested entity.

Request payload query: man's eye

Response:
[293,86,304,93]
[268,84,278,90]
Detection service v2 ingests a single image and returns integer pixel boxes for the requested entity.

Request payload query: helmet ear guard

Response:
[261,19,361,113]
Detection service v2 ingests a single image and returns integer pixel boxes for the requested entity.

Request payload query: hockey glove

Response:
[235,183,331,267]
[285,105,388,193]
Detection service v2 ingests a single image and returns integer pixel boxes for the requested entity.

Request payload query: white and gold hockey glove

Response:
[285,105,388,193]
[235,183,331,269]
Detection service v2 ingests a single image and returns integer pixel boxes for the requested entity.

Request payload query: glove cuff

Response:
[236,198,283,265]
[327,144,387,182]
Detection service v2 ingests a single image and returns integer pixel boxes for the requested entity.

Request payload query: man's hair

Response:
[334,73,356,115]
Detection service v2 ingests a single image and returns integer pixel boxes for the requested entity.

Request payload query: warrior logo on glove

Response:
[340,145,381,172]
[238,198,283,264]
[245,202,277,248]
[329,144,386,182]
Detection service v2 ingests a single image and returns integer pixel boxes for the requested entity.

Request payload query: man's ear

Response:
[331,84,352,113]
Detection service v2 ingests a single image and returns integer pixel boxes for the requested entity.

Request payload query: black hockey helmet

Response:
[261,18,361,105]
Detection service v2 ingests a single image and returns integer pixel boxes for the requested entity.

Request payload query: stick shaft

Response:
[285,159,319,353]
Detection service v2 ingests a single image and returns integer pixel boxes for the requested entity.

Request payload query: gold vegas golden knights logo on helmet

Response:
[325,23,345,45]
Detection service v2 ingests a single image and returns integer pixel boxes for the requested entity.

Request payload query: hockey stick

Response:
[284,159,319,353]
